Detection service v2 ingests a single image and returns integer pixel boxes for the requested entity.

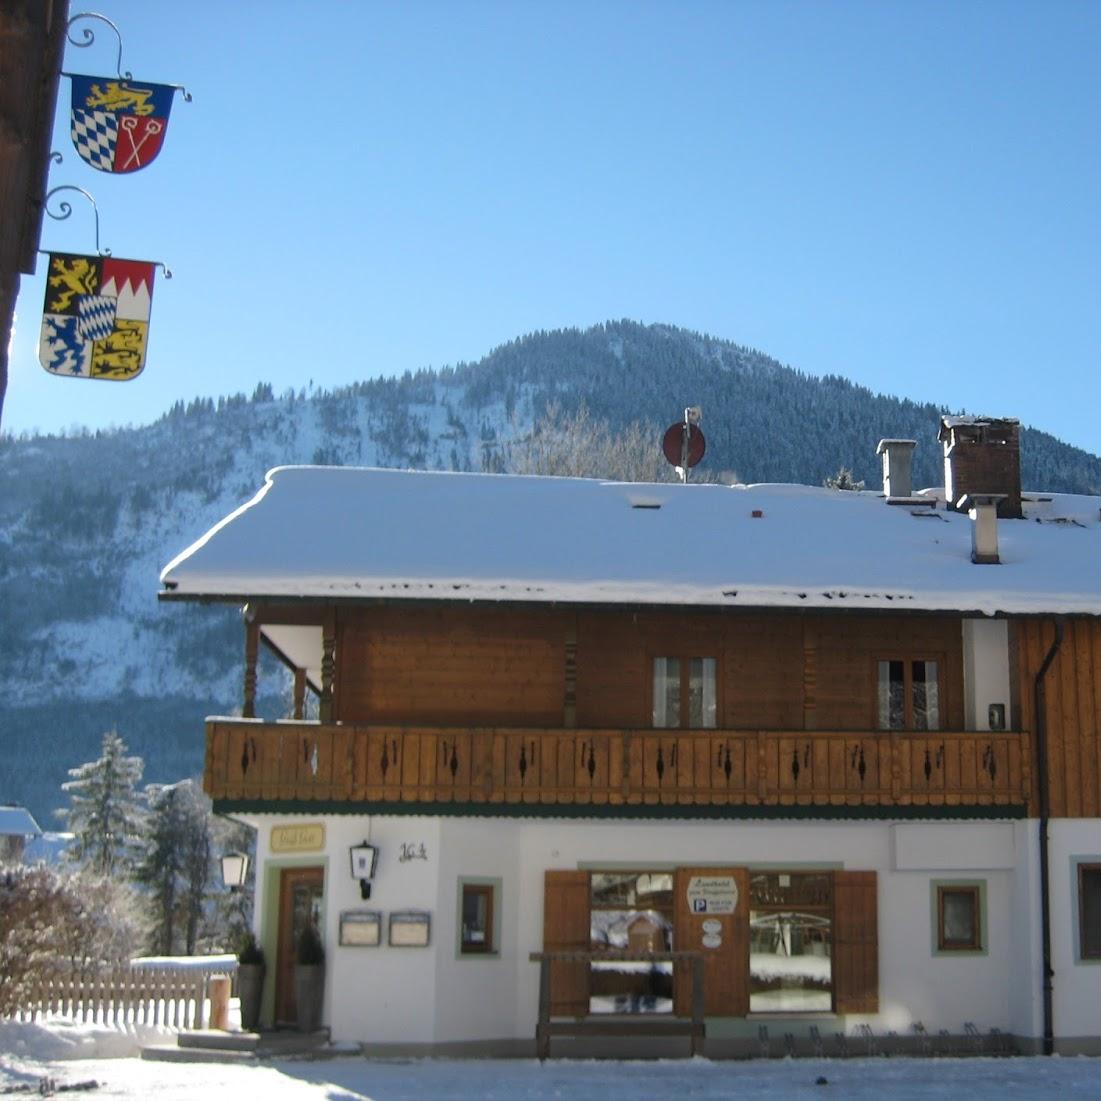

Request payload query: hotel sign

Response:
[686,875,738,915]
[271,823,325,854]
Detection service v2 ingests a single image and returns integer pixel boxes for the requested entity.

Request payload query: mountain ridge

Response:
[2,319,1098,821]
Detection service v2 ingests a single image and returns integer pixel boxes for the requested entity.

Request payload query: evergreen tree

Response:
[59,729,145,876]
[136,780,213,955]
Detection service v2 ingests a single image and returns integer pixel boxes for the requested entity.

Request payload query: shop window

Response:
[1079,864,1101,961]
[749,872,833,1012]
[458,879,498,956]
[652,657,717,729]
[877,659,940,730]
[589,871,674,1014]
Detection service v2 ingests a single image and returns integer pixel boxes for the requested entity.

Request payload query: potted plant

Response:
[294,922,325,1033]
[237,932,265,1032]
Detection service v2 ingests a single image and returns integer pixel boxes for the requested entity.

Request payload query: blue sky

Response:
[6,0,1101,455]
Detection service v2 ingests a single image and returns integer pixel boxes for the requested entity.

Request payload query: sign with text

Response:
[685,875,739,915]
[271,822,325,854]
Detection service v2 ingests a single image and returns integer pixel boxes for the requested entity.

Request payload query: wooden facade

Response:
[329,606,966,733]
[206,604,1045,814]
[1016,618,1101,818]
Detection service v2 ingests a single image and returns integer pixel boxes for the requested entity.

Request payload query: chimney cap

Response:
[876,438,917,455]
[938,415,1019,442]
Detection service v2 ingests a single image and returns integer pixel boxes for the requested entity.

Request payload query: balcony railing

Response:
[205,720,1031,811]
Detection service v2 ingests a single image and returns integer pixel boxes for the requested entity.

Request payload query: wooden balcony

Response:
[205,720,1032,814]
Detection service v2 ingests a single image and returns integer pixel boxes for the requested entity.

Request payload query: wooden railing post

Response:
[537,957,551,1061]
[691,954,705,1057]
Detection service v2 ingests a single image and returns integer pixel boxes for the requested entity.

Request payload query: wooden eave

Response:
[157,587,1099,622]
[0,0,68,279]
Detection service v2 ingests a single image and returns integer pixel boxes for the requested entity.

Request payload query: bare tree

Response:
[508,403,672,482]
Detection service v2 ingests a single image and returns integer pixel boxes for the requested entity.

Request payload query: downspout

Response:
[1034,618,1064,1056]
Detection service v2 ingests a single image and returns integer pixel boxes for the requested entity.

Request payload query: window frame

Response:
[931,880,986,955]
[650,653,720,729]
[1076,861,1101,962]
[874,655,945,731]
[457,878,500,958]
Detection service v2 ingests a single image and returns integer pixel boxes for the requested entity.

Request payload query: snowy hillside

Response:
[2,320,1100,820]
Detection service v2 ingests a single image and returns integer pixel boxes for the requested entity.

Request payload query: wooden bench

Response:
[529,950,706,1060]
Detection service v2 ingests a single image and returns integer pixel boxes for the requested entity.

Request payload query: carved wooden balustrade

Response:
[205,720,1031,811]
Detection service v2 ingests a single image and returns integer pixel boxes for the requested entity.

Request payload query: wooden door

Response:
[673,867,749,1017]
[275,866,324,1026]
[543,870,590,1016]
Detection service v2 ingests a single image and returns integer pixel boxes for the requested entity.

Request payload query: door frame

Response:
[260,856,328,1028]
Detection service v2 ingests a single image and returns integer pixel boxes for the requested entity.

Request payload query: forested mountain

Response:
[3,320,1099,821]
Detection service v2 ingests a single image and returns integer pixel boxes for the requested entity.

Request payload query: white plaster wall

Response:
[433,819,521,1042]
[243,813,1037,1045]
[323,815,443,1044]
[962,619,1011,731]
[1048,820,1101,1041]
[1008,821,1043,1040]
[893,822,1015,870]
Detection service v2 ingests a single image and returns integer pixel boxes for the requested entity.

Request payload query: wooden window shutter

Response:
[543,870,590,1016]
[833,870,879,1014]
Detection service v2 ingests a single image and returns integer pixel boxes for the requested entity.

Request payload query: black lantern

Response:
[350,840,379,899]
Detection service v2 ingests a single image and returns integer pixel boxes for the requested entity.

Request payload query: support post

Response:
[537,957,551,1061]
[293,667,307,720]
[320,613,336,723]
[243,619,259,719]
[691,954,705,1057]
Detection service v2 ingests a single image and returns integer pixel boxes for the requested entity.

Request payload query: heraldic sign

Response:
[69,75,178,174]
[39,253,157,381]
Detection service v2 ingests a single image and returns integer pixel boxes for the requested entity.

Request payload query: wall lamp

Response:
[350,841,379,899]
[221,851,249,892]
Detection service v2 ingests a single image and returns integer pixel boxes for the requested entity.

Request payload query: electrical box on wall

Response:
[988,703,1006,731]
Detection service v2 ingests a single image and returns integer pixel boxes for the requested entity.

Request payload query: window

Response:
[652,657,717,728]
[589,871,674,1014]
[930,881,985,955]
[1079,864,1101,961]
[458,880,497,955]
[749,872,833,1012]
[936,885,981,951]
[877,659,940,730]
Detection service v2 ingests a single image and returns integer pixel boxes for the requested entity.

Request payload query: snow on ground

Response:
[2,1052,1101,1101]
[2,1019,1101,1101]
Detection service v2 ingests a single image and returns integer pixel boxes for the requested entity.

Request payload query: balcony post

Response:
[319,614,335,723]
[293,668,307,720]
[243,620,259,719]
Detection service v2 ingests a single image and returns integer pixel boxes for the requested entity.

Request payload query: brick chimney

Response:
[938,416,1022,519]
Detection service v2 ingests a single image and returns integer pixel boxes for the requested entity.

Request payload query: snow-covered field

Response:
[2,1019,1100,1100]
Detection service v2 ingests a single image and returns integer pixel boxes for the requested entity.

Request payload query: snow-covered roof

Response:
[0,805,41,837]
[159,466,1101,617]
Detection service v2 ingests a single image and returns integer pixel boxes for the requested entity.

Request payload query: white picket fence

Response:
[5,956,238,1030]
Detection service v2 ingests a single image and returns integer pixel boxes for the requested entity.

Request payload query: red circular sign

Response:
[662,423,706,468]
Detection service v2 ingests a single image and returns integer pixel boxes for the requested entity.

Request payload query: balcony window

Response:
[653,657,717,729]
[877,659,940,730]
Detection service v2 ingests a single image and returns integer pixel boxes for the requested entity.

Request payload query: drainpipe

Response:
[1034,618,1063,1056]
